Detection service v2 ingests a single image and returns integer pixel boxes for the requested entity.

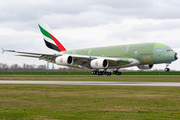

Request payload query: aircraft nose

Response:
[175,52,178,60]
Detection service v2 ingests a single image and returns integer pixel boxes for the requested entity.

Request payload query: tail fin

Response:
[38,22,66,52]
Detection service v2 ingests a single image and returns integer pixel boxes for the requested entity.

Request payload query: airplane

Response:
[2,22,179,76]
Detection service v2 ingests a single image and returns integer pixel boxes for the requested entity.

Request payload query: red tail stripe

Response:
[49,33,66,52]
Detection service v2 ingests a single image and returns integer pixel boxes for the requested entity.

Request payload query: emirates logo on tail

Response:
[38,22,66,52]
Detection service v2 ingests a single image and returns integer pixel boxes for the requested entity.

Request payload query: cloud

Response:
[1,0,180,31]
[0,27,48,52]
[0,0,89,21]
[131,19,180,32]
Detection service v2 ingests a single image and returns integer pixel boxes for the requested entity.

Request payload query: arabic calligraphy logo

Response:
[95,61,98,66]
[60,58,63,63]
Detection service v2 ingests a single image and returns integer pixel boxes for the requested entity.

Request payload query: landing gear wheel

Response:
[165,63,171,72]
[113,70,121,75]
[165,68,170,72]
[105,72,111,76]
[117,72,121,75]
[106,72,109,76]
[98,71,103,76]
[91,71,98,75]
[113,71,117,74]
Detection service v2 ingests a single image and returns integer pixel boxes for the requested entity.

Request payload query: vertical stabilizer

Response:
[38,22,66,52]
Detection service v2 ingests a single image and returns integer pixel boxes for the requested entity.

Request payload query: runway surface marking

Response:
[0,80,180,86]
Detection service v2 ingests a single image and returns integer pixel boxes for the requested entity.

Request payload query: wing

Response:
[2,48,140,69]
[69,55,140,69]
[2,48,60,63]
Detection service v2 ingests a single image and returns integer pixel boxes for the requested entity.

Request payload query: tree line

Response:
[0,63,90,72]
[0,63,171,72]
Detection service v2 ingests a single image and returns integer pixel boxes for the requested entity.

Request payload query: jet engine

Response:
[90,59,108,69]
[55,56,73,65]
[137,64,153,69]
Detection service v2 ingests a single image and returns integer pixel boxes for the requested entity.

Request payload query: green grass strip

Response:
[0,85,180,119]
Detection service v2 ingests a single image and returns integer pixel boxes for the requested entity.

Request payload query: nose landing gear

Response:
[165,63,170,72]
[165,68,170,72]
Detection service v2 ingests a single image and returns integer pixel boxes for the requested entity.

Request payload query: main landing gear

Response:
[113,70,121,75]
[165,63,170,72]
[91,70,111,76]
[91,70,122,76]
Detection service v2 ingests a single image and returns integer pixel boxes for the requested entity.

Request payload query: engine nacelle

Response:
[90,59,108,69]
[55,56,73,65]
[137,64,153,69]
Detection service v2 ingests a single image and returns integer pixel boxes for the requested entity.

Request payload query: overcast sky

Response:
[1,0,180,70]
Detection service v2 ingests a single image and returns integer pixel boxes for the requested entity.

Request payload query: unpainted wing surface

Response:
[2,48,139,69]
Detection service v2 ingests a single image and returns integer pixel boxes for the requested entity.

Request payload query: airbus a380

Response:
[2,23,179,76]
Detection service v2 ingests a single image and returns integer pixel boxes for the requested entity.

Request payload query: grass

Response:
[1,76,180,119]
[0,76,180,82]
[0,85,180,119]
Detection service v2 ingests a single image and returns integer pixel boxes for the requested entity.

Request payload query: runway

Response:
[0,80,180,86]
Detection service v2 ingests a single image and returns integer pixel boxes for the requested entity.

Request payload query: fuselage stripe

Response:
[49,33,66,52]
[44,39,60,52]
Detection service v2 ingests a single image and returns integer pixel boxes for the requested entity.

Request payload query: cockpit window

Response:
[167,49,173,52]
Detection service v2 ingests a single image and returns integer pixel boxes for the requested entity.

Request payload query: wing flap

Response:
[15,55,40,58]
[69,55,140,69]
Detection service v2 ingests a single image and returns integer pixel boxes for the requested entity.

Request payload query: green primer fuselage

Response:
[64,43,176,66]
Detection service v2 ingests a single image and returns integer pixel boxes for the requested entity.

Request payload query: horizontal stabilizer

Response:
[1,48,5,54]
[1,48,15,54]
